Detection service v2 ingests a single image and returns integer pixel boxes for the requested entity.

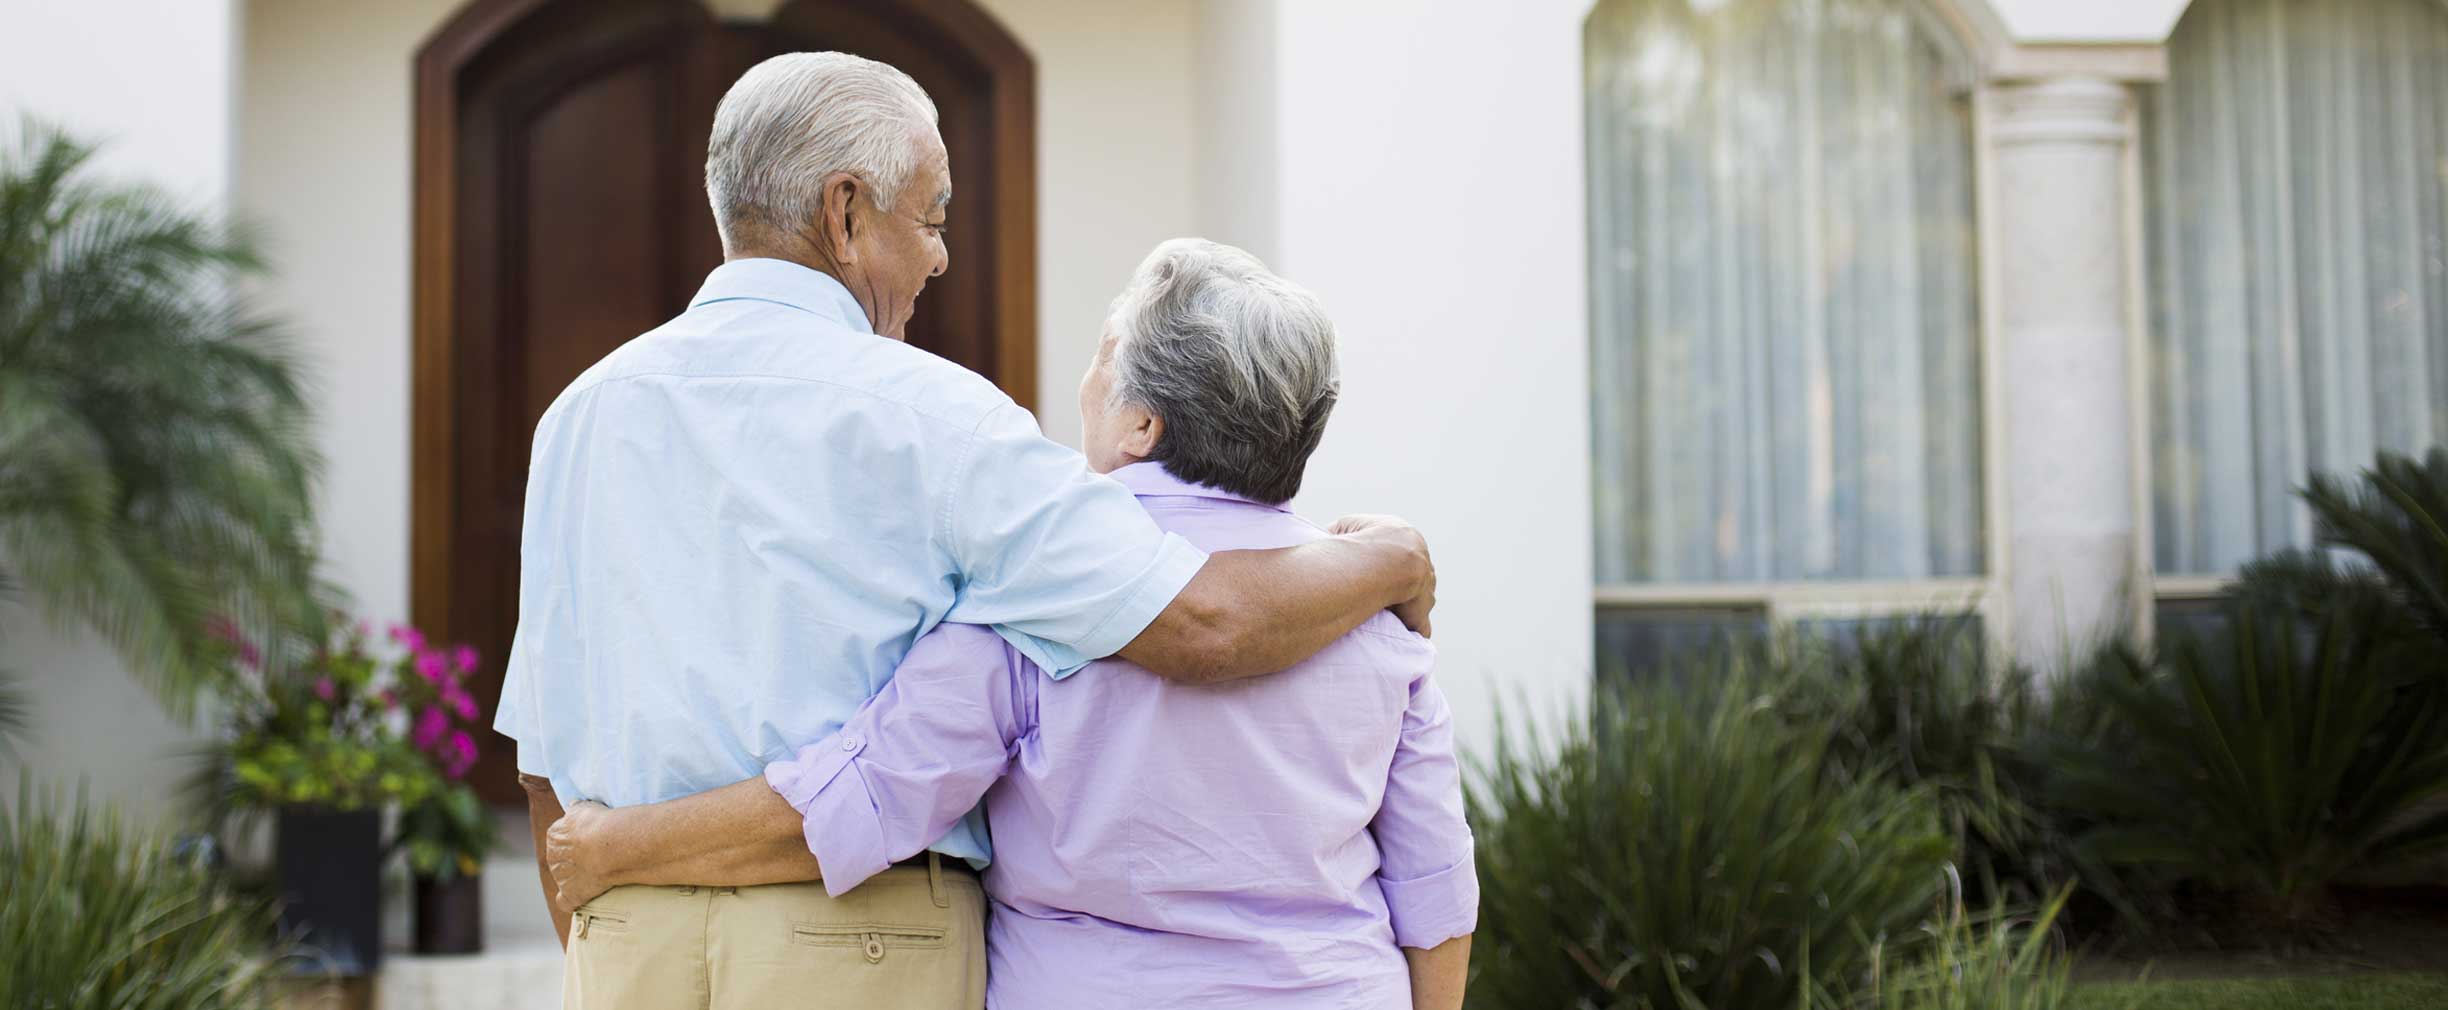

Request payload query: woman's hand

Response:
[546,799,623,910]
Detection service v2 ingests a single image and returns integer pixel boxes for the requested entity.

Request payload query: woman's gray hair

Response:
[1105,239,1340,505]
[705,52,939,250]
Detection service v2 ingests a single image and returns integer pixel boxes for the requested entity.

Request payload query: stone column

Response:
[1988,77,2140,672]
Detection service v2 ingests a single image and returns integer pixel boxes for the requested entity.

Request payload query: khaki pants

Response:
[563,857,986,1010]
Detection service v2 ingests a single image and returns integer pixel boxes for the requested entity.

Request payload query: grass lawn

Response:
[2073,973,2448,1009]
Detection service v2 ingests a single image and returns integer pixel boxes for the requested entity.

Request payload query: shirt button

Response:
[841,736,860,752]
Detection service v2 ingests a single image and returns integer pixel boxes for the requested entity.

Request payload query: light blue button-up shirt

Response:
[494,259,1209,866]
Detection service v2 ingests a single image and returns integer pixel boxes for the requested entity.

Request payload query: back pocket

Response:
[791,923,948,965]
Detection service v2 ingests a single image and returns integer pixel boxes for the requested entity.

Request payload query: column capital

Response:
[1989,77,2133,147]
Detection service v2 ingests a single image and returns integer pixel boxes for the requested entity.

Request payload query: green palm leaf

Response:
[2299,448,2448,645]
[0,120,327,717]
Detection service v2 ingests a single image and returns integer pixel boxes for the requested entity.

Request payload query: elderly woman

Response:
[547,239,1476,1010]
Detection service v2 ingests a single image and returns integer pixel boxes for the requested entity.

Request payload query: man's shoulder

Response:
[540,306,1015,439]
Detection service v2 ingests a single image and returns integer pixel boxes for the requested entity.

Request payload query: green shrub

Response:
[1,782,291,1009]
[1774,623,2056,909]
[1467,660,1953,1009]
[2049,604,2448,928]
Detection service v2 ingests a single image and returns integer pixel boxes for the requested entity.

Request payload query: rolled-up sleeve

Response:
[943,403,1207,678]
[1371,655,1479,949]
[762,625,1037,898]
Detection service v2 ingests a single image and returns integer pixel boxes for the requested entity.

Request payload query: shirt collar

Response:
[688,258,875,335]
[1108,461,1288,512]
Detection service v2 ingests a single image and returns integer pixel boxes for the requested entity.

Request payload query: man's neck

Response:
[726,242,834,278]
[726,240,877,324]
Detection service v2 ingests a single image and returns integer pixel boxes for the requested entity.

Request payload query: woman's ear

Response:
[1117,404,1163,461]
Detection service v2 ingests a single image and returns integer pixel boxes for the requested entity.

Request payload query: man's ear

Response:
[816,172,862,264]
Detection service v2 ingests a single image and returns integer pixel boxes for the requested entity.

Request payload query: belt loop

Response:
[927,852,949,909]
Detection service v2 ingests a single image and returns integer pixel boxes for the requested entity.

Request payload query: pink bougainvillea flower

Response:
[453,644,479,674]
[414,707,449,750]
[440,678,480,720]
[378,688,400,710]
[444,730,478,778]
[237,640,262,671]
[414,651,447,683]
[389,623,427,653]
[312,677,336,702]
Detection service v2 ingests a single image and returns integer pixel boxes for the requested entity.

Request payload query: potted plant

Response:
[219,618,436,976]
[396,779,496,954]
[389,633,499,954]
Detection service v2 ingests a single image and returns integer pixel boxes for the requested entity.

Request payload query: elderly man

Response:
[548,239,1477,1010]
[499,55,1438,1010]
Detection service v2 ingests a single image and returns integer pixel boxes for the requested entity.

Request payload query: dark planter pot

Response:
[413,871,485,955]
[274,806,384,976]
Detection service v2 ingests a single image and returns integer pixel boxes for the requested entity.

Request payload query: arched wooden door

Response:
[411,0,1034,801]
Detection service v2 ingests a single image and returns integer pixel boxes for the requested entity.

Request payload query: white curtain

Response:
[2145,0,2448,575]
[1586,0,1984,584]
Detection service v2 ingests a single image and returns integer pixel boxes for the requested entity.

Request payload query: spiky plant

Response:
[0,121,324,716]
[1,780,293,1009]
[1861,887,2105,1010]
[2302,448,2448,640]
[1467,657,1952,1010]
[2233,448,2448,680]
[1779,622,2053,909]
[2052,603,2448,929]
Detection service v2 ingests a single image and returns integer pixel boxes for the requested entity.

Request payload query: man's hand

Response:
[1330,514,1436,637]
[545,799,622,911]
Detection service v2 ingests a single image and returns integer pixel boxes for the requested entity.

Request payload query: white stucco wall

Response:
[0,0,240,820]
[976,0,1202,445]
[239,0,446,645]
[1251,0,1602,754]
[1191,0,1281,265]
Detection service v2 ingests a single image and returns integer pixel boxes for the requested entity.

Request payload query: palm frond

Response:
[2301,448,2448,645]
[0,120,327,717]
[0,668,26,760]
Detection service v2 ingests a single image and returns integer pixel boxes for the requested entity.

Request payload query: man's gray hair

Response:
[1106,239,1340,505]
[705,52,939,250]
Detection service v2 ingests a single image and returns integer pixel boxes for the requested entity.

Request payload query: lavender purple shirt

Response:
[763,462,1477,1009]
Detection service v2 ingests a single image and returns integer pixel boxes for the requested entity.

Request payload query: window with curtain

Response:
[2145,0,2448,575]
[1585,0,1985,588]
